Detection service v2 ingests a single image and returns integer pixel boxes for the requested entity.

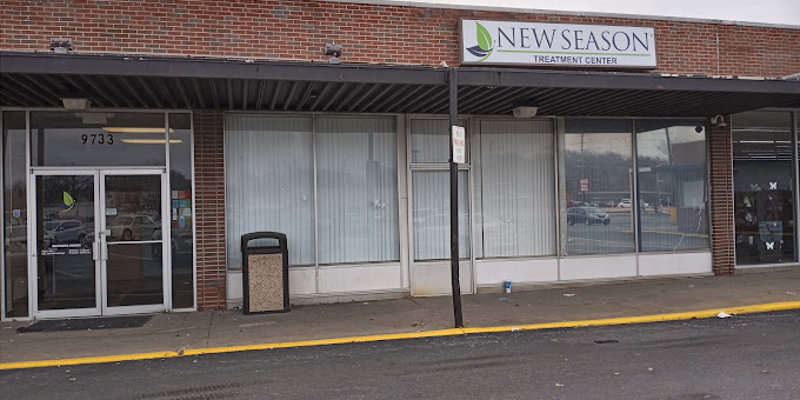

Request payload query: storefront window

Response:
[168,113,194,309]
[31,112,166,167]
[475,119,555,258]
[563,119,635,255]
[225,114,401,268]
[316,117,399,264]
[732,111,797,265]
[225,115,315,268]
[635,120,709,252]
[3,111,28,318]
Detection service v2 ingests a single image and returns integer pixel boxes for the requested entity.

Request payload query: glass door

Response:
[100,170,167,315]
[409,169,472,295]
[31,169,167,318]
[33,172,100,318]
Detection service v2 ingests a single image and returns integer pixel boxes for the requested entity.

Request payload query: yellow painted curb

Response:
[0,351,179,370]
[2,301,799,371]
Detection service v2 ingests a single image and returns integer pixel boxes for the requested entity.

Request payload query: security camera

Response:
[694,125,703,133]
[710,114,727,127]
[324,42,343,64]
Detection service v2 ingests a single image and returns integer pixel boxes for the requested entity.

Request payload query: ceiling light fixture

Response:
[512,106,539,119]
[62,98,90,110]
[102,127,174,134]
[120,139,183,144]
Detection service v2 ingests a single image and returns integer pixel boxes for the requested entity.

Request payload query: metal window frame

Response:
[0,108,196,321]
[221,111,406,277]
[168,111,197,312]
[730,109,800,268]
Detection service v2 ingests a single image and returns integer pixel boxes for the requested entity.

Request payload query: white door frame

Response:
[29,168,169,319]
[99,168,168,316]
[29,170,102,319]
[405,115,474,296]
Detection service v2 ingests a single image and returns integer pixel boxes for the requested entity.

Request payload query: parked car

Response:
[567,206,611,225]
[107,214,159,241]
[43,219,90,244]
[617,198,632,208]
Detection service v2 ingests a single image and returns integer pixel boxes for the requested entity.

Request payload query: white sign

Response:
[579,177,590,192]
[461,19,657,68]
[452,126,466,164]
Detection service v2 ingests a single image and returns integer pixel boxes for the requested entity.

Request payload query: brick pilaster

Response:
[194,110,227,310]
[708,120,735,275]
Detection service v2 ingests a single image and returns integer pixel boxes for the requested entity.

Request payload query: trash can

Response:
[241,232,290,314]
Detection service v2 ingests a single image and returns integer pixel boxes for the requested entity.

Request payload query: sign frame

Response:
[451,125,466,164]
[459,18,657,69]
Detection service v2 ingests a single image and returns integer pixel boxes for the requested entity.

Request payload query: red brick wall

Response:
[1,1,798,78]
[708,121,735,275]
[193,110,226,309]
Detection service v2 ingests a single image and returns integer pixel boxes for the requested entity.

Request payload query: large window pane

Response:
[636,120,709,252]
[413,171,469,260]
[31,112,166,167]
[410,119,467,164]
[225,115,314,268]
[168,113,194,308]
[316,117,399,264]
[410,119,450,164]
[563,120,634,255]
[732,111,796,265]
[477,119,555,258]
[3,112,28,318]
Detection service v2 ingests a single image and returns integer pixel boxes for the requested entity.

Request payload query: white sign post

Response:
[461,19,657,68]
[452,125,466,164]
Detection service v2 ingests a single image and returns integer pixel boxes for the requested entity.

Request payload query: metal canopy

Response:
[1,52,799,116]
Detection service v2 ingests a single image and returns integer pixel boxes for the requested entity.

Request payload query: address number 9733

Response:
[81,133,114,145]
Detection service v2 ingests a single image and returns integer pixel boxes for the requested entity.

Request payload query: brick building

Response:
[1,0,798,320]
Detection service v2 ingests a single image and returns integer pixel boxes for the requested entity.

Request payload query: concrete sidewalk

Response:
[2,267,799,365]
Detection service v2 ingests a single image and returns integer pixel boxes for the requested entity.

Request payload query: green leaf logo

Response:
[466,22,494,62]
[476,22,492,51]
[60,191,75,212]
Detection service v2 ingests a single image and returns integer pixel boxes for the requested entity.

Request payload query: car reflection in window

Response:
[567,206,611,226]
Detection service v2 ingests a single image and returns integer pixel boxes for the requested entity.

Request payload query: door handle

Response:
[92,241,99,261]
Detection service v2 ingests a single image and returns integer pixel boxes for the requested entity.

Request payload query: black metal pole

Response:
[448,68,463,328]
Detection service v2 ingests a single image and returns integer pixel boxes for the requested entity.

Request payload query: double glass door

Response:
[33,169,167,318]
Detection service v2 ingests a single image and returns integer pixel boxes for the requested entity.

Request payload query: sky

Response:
[380,0,800,26]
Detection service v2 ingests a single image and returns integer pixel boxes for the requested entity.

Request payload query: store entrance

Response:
[33,169,167,318]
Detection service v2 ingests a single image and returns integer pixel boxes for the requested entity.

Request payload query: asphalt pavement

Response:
[1,266,799,368]
[2,310,799,399]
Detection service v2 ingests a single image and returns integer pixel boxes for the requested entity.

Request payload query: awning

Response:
[1,52,799,116]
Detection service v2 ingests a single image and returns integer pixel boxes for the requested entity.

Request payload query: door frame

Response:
[29,169,102,319]
[99,168,169,316]
[405,115,474,296]
[29,167,169,319]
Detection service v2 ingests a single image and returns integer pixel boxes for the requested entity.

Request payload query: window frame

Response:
[223,112,403,271]
[559,117,712,258]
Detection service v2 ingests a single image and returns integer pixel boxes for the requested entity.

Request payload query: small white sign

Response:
[452,126,466,164]
[579,177,590,192]
[461,19,657,68]
[105,207,118,216]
